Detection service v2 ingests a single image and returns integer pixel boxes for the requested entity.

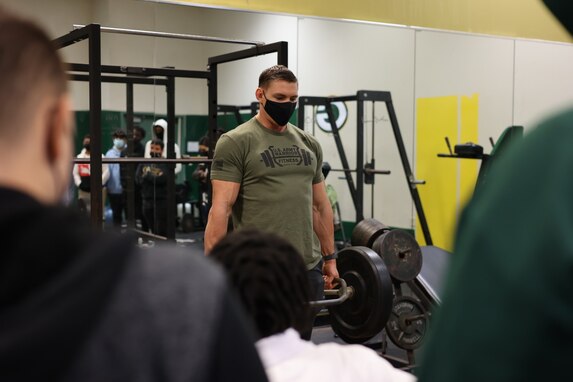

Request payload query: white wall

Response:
[82,1,297,115]
[514,39,573,128]
[415,30,515,144]
[297,18,416,228]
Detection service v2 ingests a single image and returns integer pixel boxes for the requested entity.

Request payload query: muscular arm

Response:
[204,179,240,254]
[312,181,339,288]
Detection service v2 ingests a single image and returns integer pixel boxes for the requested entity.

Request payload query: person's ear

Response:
[255,87,264,103]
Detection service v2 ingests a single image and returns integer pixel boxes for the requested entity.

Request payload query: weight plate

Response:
[351,218,390,248]
[329,246,393,344]
[373,230,422,282]
[386,296,428,350]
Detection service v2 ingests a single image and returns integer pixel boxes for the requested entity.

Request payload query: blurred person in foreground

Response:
[0,7,268,382]
[418,1,573,381]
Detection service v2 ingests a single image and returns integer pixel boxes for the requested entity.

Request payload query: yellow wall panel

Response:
[415,96,458,250]
[416,95,480,251]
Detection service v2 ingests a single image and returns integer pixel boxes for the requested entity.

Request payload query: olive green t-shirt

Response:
[211,117,324,269]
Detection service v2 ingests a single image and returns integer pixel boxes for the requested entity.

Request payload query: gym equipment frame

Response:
[217,102,259,126]
[54,24,288,239]
[298,91,433,245]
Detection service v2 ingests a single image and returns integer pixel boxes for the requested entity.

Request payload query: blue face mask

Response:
[114,139,125,150]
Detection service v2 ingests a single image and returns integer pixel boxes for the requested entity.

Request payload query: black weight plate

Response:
[373,230,422,282]
[351,219,390,248]
[329,246,393,344]
[386,296,428,350]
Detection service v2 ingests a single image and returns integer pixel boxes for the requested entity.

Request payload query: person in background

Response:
[192,129,225,227]
[210,229,416,382]
[132,125,146,157]
[137,139,169,237]
[127,125,147,231]
[105,129,128,228]
[0,7,269,381]
[72,133,109,215]
[144,118,182,175]
[418,2,573,381]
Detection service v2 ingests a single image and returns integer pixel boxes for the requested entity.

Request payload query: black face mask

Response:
[150,152,162,158]
[263,93,297,126]
[83,143,91,151]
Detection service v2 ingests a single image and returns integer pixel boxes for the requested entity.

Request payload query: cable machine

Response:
[298,91,433,245]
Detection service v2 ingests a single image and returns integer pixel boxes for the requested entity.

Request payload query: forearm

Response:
[313,203,335,256]
[314,200,339,289]
[204,203,230,254]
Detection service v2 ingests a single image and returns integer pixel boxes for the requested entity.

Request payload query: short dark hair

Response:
[258,65,298,89]
[0,7,67,136]
[150,138,164,149]
[210,229,312,339]
[112,129,127,139]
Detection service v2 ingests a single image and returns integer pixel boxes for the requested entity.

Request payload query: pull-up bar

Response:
[72,24,265,46]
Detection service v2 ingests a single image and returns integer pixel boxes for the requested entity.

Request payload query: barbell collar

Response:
[363,168,391,175]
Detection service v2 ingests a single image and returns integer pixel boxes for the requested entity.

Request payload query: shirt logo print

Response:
[260,145,313,168]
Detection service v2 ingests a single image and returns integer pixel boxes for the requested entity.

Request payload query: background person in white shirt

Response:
[210,229,416,382]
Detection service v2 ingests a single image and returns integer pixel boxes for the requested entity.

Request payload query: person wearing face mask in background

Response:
[144,118,182,175]
[127,126,148,232]
[105,129,128,228]
[204,65,338,340]
[72,134,110,215]
[192,129,225,228]
[137,139,169,237]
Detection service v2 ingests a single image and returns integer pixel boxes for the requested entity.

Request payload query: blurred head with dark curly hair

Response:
[210,229,313,339]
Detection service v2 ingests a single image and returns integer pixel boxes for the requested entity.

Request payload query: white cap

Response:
[153,118,168,130]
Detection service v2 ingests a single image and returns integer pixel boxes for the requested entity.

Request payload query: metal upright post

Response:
[208,64,218,157]
[277,41,288,67]
[385,98,433,245]
[297,102,305,129]
[126,83,135,229]
[166,76,176,240]
[356,96,365,222]
[88,24,103,229]
[325,100,360,219]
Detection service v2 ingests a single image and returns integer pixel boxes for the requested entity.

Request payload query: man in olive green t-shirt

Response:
[204,65,339,313]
